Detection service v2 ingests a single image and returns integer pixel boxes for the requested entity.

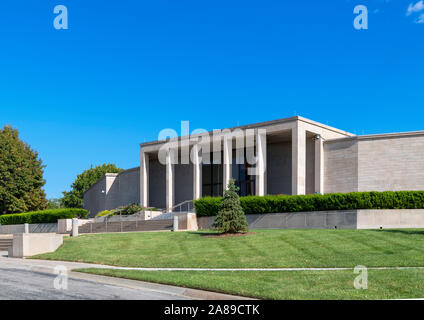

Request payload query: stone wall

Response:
[324,133,424,194]
[83,176,107,217]
[84,167,141,217]
[324,139,358,193]
[357,134,424,191]
[112,167,140,206]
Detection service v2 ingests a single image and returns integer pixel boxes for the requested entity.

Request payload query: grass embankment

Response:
[33,229,424,299]
[34,229,424,268]
[77,268,424,300]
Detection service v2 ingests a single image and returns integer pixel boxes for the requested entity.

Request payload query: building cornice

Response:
[139,116,354,148]
[325,130,424,143]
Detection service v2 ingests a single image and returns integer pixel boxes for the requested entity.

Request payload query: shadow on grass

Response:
[187,231,255,238]
[189,231,255,238]
[187,231,220,237]
[187,229,219,237]
[369,229,424,236]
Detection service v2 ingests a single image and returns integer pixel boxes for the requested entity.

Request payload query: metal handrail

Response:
[172,200,194,212]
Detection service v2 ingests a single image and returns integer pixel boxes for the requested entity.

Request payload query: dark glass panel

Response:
[202,164,212,184]
[202,185,211,197]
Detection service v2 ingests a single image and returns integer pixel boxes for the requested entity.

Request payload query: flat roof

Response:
[326,130,424,143]
[139,115,354,147]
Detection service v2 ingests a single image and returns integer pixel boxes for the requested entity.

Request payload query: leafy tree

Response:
[0,125,47,214]
[213,179,248,233]
[47,198,63,209]
[62,163,123,208]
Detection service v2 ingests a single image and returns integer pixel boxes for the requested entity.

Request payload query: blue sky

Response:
[0,0,423,198]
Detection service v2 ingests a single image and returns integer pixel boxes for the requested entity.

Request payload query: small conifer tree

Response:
[214,179,248,233]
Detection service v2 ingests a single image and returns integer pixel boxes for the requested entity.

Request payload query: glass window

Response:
[231,149,256,197]
[202,153,223,197]
[202,164,212,185]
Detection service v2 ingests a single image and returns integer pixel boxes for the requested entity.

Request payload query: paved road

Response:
[0,251,189,300]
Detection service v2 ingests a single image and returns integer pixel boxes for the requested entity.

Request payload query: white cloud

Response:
[416,13,424,23]
[407,1,424,16]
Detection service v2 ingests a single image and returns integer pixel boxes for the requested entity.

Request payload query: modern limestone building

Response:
[84,116,424,216]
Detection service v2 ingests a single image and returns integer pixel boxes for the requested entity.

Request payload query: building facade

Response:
[83,116,424,216]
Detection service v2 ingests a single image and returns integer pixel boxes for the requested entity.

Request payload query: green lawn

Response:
[76,268,424,300]
[33,228,424,268]
[33,229,424,299]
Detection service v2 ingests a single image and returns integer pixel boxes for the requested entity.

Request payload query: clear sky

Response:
[0,0,423,199]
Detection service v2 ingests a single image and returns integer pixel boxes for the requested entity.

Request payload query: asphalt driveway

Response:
[0,251,189,300]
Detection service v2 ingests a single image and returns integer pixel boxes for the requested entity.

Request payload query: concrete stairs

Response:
[78,219,173,234]
[0,238,13,251]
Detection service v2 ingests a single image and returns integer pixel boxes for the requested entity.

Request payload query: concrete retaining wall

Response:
[357,209,424,229]
[0,223,57,235]
[197,209,424,230]
[10,233,63,258]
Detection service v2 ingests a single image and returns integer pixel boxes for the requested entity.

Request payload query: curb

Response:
[29,265,255,300]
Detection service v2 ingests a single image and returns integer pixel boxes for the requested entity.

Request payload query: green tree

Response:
[213,179,248,233]
[46,198,63,209]
[0,125,47,214]
[62,164,123,208]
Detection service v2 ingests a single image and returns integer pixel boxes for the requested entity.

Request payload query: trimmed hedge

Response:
[0,208,88,225]
[194,191,424,217]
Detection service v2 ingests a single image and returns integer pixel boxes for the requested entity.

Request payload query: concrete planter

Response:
[10,233,63,258]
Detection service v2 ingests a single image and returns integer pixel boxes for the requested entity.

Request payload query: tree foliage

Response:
[47,198,63,210]
[0,125,47,214]
[213,179,248,233]
[62,163,123,208]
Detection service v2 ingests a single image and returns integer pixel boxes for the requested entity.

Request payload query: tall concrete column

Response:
[314,135,324,194]
[166,149,175,211]
[223,135,232,192]
[192,144,202,200]
[255,130,267,196]
[292,124,306,195]
[140,150,149,207]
